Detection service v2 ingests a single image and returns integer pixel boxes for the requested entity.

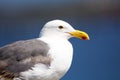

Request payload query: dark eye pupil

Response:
[58,26,64,29]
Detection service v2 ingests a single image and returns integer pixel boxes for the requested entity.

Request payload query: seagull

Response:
[0,20,89,80]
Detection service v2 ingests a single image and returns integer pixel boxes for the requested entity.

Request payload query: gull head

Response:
[40,20,89,40]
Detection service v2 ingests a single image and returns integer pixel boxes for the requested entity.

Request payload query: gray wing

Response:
[0,39,50,79]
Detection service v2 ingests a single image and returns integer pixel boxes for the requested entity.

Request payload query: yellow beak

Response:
[69,30,90,40]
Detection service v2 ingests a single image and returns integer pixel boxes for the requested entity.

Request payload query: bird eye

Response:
[58,26,64,29]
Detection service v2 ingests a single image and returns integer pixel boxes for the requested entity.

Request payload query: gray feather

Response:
[0,39,51,79]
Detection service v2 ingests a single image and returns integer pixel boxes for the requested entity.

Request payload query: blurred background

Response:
[0,0,120,80]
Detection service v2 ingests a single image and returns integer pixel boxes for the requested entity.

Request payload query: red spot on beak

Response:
[81,36,87,40]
